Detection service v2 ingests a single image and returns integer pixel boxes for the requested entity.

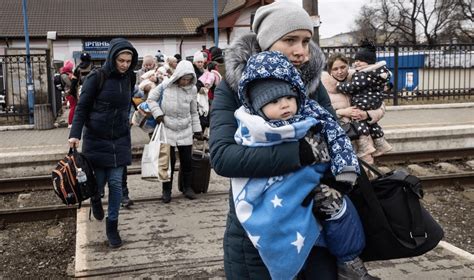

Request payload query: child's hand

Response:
[351,108,368,120]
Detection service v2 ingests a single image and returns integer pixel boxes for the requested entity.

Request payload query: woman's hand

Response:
[351,108,369,121]
[68,138,80,148]
[155,115,164,124]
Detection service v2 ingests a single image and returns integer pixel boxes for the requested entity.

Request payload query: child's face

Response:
[353,60,369,69]
[262,96,298,121]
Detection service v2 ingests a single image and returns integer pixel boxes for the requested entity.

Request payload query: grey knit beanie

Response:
[252,2,314,51]
[248,78,298,119]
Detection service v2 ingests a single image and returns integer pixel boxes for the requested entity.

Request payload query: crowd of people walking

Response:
[62,2,397,279]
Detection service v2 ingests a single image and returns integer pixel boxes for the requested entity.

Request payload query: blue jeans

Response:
[94,166,124,221]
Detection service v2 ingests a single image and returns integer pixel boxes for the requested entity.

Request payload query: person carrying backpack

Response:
[68,38,138,248]
[70,52,94,97]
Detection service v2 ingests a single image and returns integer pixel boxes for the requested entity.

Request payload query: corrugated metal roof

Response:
[0,0,247,38]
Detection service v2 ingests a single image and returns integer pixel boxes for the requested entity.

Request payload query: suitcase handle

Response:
[192,139,208,159]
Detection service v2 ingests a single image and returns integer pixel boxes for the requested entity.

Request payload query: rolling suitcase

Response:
[178,140,211,194]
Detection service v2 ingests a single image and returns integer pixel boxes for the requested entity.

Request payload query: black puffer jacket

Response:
[210,33,337,279]
[69,38,138,168]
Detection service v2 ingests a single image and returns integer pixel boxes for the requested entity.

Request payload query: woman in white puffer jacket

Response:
[147,60,202,203]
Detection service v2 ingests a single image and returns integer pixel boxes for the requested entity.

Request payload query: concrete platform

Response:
[1,103,474,178]
[74,172,474,279]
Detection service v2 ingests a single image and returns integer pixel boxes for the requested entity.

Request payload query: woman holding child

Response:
[210,2,378,280]
[321,52,389,165]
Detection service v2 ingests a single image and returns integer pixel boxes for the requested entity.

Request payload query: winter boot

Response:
[372,137,393,157]
[338,257,380,280]
[162,184,172,204]
[182,171,197,200]
[106,218,123,248]
[355,135,376,158]
[90,196,104,221]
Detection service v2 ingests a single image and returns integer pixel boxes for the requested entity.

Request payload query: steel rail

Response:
[376,148,474,164]
[1,171,473,224]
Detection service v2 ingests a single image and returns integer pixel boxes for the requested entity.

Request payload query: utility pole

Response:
[303,0,320,45]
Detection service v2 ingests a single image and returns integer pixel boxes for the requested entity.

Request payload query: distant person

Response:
[232,50,370,280]
[136,54,157,85]
[336,40,392,157]
[68,38,138,248]
[202,61,222,104]
[70,52,93,97]
[146,60,202,203]
[59,60,75,128]
[322,53,386,165]
[156,56,178,83]
[155,50,165,64]
[209,46,224,64]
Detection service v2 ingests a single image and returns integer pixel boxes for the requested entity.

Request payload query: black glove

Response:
[299,138,316,166]
[299,124,330,166]
[301,184,344,221]
[193,132,204,140]
[312,184,344,221]
[156,115,164,124]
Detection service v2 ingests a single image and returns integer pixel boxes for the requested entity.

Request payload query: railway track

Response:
[1,148,473,223]
[2,148,473,194]
[1,170,473,224]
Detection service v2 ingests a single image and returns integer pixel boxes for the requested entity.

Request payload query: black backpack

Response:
[52,148,98,208]
[53,73,65,92]
[85,68,137,107]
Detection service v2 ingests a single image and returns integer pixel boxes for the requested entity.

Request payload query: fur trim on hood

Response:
[225,32,325,95]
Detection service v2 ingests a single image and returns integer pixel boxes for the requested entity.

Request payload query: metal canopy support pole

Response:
[22,0,35,124]
[213,0,219,47]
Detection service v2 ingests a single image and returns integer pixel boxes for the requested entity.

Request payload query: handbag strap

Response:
[357,159,427,248]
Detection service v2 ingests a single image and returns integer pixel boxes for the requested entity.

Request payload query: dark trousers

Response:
[122,166,129,198]
[162,145,192,189]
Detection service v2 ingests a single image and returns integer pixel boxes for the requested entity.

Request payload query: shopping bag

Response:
[141,123,171,182]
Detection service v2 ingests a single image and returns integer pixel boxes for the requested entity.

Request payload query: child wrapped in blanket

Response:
[231,51,379,280]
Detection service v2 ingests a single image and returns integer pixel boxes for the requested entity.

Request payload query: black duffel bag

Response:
[348,160,444,261]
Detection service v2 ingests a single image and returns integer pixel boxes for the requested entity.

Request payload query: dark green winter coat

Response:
[209,33,337,279]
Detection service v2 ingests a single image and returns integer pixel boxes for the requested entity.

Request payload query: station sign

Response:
[83,40,110,51]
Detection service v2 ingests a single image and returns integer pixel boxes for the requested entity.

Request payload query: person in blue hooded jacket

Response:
[68,38,138,248]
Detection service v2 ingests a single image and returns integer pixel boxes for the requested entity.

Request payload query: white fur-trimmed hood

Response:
[224,32,326,95]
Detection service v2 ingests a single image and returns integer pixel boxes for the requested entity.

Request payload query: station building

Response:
[0,0,273,65]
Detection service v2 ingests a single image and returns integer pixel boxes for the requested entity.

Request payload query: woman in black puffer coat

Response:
[209,2,340,280]
[69,38,138,248]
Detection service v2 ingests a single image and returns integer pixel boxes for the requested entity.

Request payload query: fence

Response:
[321,44,474,105]
[0,50,59,126]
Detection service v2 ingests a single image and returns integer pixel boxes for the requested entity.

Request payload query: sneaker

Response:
[121,197,134,208]
[372,137,392,157]
[338,257,380,280]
